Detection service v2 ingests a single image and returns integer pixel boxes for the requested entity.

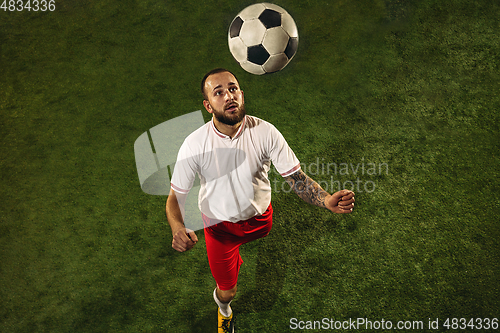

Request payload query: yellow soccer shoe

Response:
[218,307,234,333]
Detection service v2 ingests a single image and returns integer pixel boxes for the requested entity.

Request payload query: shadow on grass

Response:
[233,240,288,314]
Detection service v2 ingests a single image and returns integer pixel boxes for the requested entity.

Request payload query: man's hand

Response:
[172,227,198,252]
[325,190,355,214]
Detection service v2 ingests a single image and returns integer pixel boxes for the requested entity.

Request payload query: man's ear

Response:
[203,99,213,114]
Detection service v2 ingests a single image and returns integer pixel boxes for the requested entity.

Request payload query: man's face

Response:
[203,72,245,126]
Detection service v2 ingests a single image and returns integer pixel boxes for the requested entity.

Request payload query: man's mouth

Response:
[225,103,238,112]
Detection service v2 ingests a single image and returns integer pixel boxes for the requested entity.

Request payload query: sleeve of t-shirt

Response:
[267,123,301,177]
[170,140,198,195]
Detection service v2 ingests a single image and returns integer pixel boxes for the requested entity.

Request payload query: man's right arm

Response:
[166,189,198,252]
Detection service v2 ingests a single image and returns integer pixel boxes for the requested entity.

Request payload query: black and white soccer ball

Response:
[228,3,299,75]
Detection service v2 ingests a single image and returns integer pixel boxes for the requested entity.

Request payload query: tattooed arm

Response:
[283,169,329,207]
[283,169,355,214]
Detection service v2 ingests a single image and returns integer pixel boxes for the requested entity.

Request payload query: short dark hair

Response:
[201,68,236,100]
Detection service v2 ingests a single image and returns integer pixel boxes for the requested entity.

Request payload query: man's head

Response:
[201,68,246,126]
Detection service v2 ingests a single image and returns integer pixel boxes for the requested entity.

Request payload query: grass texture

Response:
[1,0,499,332]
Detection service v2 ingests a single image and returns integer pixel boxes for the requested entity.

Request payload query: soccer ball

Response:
[228,3,299,75]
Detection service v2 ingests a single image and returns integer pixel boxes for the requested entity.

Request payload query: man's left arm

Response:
[283,169,355,214]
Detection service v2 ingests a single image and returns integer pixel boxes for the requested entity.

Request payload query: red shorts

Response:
[203,203,273,291]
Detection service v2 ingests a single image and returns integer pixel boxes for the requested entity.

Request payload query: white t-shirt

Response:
[170,115,300,222]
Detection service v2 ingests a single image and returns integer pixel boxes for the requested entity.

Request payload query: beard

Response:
[212,102,246,126]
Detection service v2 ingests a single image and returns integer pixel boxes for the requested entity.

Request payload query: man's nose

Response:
[224,90,234,101]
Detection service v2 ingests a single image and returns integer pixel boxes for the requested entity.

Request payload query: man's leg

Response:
[203,205,272,332]
[217,285,237,303]
[214,285,237,317]
[215,285,236,332]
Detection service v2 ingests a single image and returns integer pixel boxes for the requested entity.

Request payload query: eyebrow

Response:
[212,82,237,91]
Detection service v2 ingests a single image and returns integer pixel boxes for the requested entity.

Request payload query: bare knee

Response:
[217,285,237,303]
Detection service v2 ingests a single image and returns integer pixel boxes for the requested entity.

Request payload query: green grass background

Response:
[1,0,499,332]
